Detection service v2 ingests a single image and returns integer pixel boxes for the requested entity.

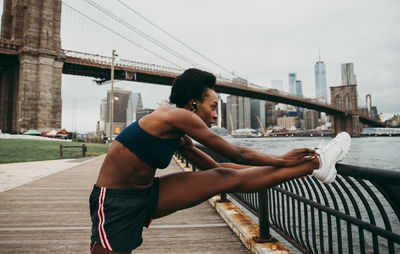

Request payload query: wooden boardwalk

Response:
[0,156,249,253]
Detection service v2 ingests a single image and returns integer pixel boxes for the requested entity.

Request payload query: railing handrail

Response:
[337,163,400,184]
[179,145,400,254]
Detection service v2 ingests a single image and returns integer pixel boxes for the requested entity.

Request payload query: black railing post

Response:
[60,145,63,159]
[254,189,277,243]
[218,192,229,203]
[82,144,87,157]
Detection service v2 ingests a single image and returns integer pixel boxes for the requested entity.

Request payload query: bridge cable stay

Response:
[80,0,208,71]
[62,1,183,68]
[116,0,238,78]
[66,0,253,87]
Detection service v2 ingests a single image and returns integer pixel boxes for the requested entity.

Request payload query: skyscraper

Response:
[237,96,251,129]
[250,99,265,130]
[226,95,251,131]
[288,73,297,95]
[126,93,143,124]
[101,89,142,136]
[315,60,327,103]
[304,109,319,130]
[227,95,238,132]
[341,63,357,86]
[99,98,108,135]
[265,101,277,127]
[295,80,303,97]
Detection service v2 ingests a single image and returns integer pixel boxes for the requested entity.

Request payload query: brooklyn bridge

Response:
[0,0,385,137]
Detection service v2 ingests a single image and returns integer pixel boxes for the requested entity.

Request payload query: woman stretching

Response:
[90,68,351,253]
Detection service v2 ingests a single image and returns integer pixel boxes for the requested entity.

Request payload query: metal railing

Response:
[63,49,234,83]
[63,49,184,75]
[176,146,400,254]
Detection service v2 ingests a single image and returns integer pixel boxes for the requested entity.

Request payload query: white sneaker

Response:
[312,132,351,184]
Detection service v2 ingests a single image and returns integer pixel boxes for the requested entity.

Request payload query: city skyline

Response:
[1,0,398,133]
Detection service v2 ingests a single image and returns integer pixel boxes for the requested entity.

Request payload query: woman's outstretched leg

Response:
[155,131,351,219]
[155,157,319,219]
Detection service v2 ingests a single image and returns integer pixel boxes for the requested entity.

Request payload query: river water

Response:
[224,136,400,253]
[224,136,400,171]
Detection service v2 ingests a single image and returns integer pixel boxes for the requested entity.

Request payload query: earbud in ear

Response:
[192,102,197,112]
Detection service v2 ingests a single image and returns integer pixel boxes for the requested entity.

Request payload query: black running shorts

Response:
[89,178,159,252]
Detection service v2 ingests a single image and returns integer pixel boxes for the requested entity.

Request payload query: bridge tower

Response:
[0,0,64,133]
[330,84,361,137]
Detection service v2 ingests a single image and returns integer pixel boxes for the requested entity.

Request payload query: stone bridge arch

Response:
[330,84,360,136]
[0,0,63,133]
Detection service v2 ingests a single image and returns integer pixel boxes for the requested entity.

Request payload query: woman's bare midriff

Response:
[95,141,156,190]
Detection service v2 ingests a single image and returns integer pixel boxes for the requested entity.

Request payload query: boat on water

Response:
[231,128,263,138]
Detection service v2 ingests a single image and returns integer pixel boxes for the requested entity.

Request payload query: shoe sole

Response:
[336,132,351,162]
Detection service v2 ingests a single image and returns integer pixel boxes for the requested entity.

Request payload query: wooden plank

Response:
[0,157,250,253]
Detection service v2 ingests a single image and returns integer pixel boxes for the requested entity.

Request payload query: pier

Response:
[0,156,250,253]
[1,148,399,253]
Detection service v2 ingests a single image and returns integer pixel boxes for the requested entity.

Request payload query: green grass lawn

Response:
[0,139,109,164]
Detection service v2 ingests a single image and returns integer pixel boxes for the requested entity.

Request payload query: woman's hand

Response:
[280,148,316,167]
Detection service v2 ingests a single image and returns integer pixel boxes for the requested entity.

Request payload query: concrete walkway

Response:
[0,156,99,193]
[0,156,250,253]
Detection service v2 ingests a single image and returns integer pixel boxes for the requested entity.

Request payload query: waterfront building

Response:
[288,73,296,95]
[227,95,237,131]
[220,101,227,129]
[100,89,142,136]
[238,96,251,129]
[226,95,251,132]
[277,116,296,130]
[384,114,400,127]
[295,80,303,97]
[107,88,131,135]
[276,103,288,112]
[314,60,327,103]
[98,98,107,135]
[304,109,319,130]
[341,63,357,86]
[250,99,266,130]
[265,101,277,128]
[379,113,385,122]
[370,106,379,120]
[126,93,143,125]
[271,80,284,91]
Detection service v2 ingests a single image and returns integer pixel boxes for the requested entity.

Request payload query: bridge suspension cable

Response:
[62,1,183,68]
[115,0,238,78]
[80,0,208,71]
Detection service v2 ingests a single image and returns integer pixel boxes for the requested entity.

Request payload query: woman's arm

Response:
[177,135,252,170]
[176,135,219,170]
[169,108,314,167]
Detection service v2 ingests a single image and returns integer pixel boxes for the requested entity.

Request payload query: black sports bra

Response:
[115,121,181,169]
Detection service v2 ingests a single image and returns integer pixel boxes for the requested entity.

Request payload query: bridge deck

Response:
[0,156,249,253]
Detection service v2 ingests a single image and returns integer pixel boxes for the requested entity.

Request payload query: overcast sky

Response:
[2,0,399,133]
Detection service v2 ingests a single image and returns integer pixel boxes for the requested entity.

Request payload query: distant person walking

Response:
[90,68,351,254]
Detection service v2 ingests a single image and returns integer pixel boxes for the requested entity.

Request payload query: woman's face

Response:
[195,88,218,128]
